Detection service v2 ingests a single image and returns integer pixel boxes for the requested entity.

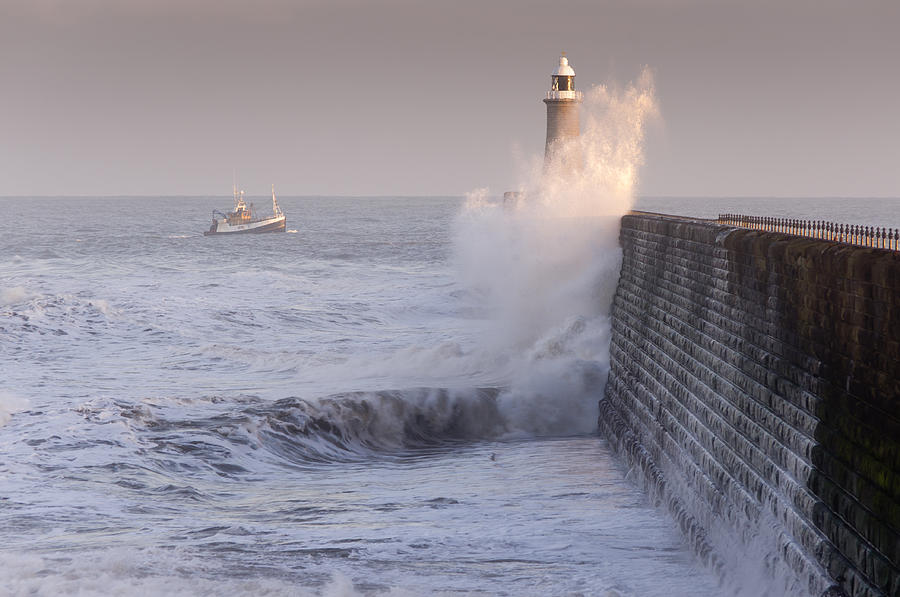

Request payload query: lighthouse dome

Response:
[553,55,576,77]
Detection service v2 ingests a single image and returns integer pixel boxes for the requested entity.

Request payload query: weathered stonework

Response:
[600,213,899,597]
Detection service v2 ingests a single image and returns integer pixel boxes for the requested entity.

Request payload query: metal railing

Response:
[545,90,584,101]
[717,214,900,251]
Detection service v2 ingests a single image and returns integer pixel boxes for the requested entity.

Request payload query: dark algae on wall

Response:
[600,213,899,597]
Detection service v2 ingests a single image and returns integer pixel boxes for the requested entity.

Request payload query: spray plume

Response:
[453,68,658,436]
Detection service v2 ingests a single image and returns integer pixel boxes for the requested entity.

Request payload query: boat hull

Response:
[203,215,286,236]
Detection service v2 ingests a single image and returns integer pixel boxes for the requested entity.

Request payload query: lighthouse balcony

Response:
[545,90,583,101]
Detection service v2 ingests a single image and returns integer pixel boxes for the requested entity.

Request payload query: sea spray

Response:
[453,70,658,436]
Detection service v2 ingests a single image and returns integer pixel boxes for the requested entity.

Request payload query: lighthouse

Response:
[543,53,583,160]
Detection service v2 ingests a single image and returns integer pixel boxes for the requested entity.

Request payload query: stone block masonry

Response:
[599,213,899,597]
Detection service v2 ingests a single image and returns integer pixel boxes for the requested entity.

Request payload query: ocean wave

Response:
[0,291,117,341]
[84,388,506,470]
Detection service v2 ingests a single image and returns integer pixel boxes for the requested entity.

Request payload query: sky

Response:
[1,0,898,197]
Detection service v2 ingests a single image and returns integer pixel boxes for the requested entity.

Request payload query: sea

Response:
[1,195,898,597]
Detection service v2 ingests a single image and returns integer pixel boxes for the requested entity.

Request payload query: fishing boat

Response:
[204,184,286,235]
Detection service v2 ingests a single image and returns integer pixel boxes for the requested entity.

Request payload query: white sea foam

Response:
[0,550,418,597]
[0,286,32,307]
[0,390,29,427]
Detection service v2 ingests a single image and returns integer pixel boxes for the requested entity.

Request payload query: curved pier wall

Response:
[599,213,899,597]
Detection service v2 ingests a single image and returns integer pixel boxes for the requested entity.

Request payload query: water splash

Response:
[453,69,658,436]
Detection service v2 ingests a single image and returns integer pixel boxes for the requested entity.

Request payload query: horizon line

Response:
[2,194,900,200]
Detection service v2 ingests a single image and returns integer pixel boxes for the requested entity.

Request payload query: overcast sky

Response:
[1,0,898,197]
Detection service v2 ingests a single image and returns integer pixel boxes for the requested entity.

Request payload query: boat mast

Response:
[233,170,239,210]
[272,184,283,217]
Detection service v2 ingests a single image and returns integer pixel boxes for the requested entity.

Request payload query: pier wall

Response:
[599,213,899,597]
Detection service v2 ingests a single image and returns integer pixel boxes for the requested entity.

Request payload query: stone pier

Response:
[600,212,899,597]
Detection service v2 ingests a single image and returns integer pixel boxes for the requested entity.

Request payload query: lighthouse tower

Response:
[543,53,583,160]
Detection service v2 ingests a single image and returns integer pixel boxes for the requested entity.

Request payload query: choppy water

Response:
[6,195,889,596]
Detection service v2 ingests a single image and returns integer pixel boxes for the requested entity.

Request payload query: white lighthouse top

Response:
[554,54,576,77]
[545,53,582,102]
